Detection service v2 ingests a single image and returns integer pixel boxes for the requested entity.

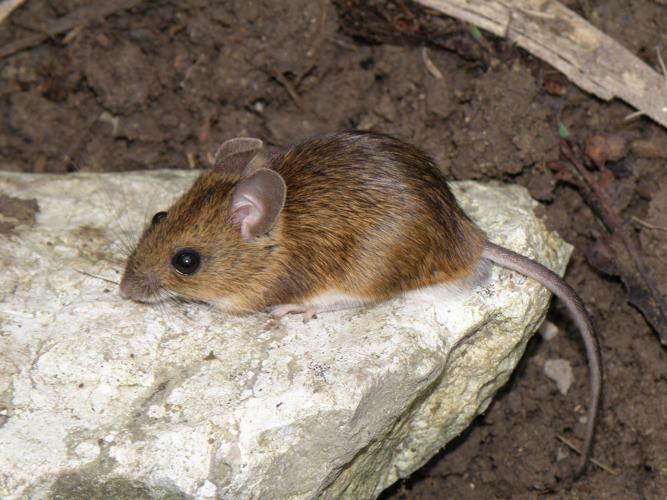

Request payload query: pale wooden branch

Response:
[415,0,667,129]
[0,0,26,24]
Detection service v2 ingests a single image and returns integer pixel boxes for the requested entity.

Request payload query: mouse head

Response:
[119,137,286,309]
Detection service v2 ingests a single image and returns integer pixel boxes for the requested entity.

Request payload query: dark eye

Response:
[152,211,167,225]
[172,249,201,275]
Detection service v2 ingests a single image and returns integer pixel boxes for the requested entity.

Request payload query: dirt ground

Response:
[1,0,666,498]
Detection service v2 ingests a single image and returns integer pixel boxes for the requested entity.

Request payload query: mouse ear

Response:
[214,137,265,175]
[215,137,263,162]
[231,168,286,241]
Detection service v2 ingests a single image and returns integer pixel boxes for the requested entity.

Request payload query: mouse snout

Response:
[119,269,162,303]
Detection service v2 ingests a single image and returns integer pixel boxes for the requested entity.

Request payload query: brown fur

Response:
[120,131,486,311]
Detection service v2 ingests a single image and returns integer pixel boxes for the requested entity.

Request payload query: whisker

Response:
[153,288,194,324]
[155,290,171,321]
[64,154,136,261]
[105,177,140,259]
[74,268,119,286]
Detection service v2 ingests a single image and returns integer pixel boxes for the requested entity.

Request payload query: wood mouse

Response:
[119,130,601,476]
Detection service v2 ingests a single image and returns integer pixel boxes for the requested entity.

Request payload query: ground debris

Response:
[551,140,667,345]
[331,0,493,66]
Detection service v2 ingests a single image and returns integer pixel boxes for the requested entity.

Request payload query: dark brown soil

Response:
[2,1,666,497]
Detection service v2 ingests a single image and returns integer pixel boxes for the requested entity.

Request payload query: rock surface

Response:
[0,171,571,499]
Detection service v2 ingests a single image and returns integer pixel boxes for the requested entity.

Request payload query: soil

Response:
[1,0,666,497]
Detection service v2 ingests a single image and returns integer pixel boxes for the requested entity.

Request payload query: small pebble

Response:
[539,320,559,341]
[544,358,573,395]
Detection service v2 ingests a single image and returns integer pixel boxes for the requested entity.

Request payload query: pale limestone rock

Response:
[0,171,572,499]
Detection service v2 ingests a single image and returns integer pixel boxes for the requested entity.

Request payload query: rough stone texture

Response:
[0,171,572,499]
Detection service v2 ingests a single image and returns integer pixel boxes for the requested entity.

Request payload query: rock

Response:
[544,358,574,395]
[0,171,572,499]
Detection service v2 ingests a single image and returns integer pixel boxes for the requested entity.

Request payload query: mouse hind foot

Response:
[269,302,364,322]
[269,304,323,321]
[269,291,372,321]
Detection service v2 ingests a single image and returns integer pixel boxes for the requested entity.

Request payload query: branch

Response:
[0,0,26,25]
[415,0,667,129]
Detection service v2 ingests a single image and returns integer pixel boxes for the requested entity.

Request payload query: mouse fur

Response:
[121,131,487,313]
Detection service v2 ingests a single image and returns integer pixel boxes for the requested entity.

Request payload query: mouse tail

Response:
[482,241,602,477]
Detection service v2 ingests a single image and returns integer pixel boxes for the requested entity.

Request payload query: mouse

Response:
[119,130,601,476]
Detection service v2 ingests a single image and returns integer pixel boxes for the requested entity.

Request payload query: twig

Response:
[421,47,444,79]
[0,0,144,60]
[556,435,620,475]
[560,141,667,344]
[272,69,304,110]
[623,110,645,122]
[632,216,667,232]
[62,24,86,44]
[74,269,119,286]
[414,0,667,129]
[0,0,25,24]
[179,54,205,89]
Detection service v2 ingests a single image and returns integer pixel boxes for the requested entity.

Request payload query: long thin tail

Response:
[482,241,602,476]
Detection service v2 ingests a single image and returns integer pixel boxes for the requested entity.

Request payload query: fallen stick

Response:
[558,141,667,345]
[556,435,620,476]
[414,0,667,129]
[0,0,25,25]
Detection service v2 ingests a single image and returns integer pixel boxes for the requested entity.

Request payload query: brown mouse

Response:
[120,130,601,476]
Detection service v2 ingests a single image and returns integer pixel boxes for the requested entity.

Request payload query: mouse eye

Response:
[152,211,167,225]
[172,249,201,275]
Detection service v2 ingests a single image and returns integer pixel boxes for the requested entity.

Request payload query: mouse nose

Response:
[119,270,160,302]
[118,273,133,300]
